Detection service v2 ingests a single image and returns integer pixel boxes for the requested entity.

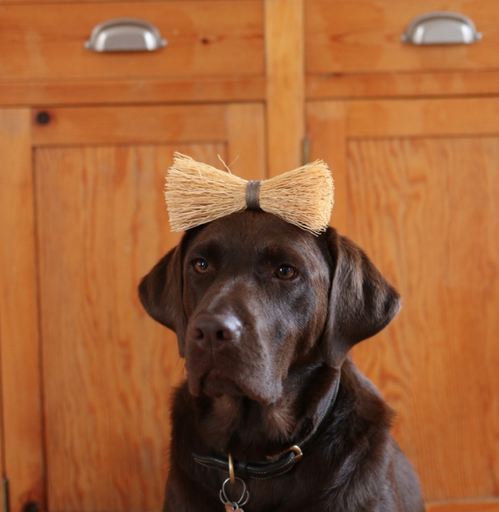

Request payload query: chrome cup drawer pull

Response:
[85,18,167,52]
[401,12,482,45]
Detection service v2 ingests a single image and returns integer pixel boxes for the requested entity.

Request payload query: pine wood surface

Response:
[9,104,265,512]
[35,144,201,511]
[305,98,499,144]
[1,0,246,3]
[31,104,268,175]
[427,502,499,512]
[31,105,228,147]
[348,137,499,501]
[0,110,45,512]
[265,0,305,175]
[306,102,348,231]
[0,2,264,81]
[0,77,265,107]
[343,97,499,138]
[226,103,266,178]
[307,71,499,100]
[307,99,499,503]
[306,0,499,74]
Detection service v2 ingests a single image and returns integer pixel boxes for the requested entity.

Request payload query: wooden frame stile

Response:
[226,103,266,180]
[0,109,46,512]
[306,101,347,232]
[265,0,305,176]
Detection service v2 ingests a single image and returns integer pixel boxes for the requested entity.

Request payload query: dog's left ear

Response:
[138,243,187,357]
[321,229,401,367]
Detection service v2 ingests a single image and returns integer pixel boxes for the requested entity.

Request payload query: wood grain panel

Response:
[0,2,264,81]
[1,0,249,3]
[344,98,499,139]
[31,105,227,147]
[0,110,45,512]
[427,501,499,512]
[306,0,499,74]
[306,101,348,232]
[226,103,266,181]
[307,71,499,100]
[35,144,225,512]
[265,0,305,175]
[346,138,499,501]
[0,77,265,107]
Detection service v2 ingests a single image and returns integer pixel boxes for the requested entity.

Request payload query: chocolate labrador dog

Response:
[139,210,424,512]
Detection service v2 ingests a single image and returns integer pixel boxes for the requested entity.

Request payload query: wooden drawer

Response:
[306,0,499,75]
[0,1,263,81]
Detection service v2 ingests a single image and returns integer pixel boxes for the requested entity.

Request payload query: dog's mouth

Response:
[185,338,283,405]
[189,365,278,405]
[200,369,246,399]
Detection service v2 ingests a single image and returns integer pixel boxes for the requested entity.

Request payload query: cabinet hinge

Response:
[302,137,311,166]
[2,477,9,512]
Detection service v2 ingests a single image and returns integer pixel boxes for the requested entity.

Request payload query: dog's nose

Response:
[191,313,243,346]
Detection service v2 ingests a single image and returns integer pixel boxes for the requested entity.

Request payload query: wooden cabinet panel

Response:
[427,501,499,512]
[306,70,499,100]
[0,0,243,4]
[265,0,305,175]
[0,2,263,81]
[31,105,228,147]
[347,137,499,499]
[35,144,216,511]
[0,77,266,108]
[1,103,265,512]
[306,0,498,75]
[0,110,45,512]
[307,99,499,506]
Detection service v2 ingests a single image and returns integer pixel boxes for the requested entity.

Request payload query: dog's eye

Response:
[275,264,298,280]
[193,258,210,274]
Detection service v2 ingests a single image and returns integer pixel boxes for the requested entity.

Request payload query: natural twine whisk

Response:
[165,153,334,235]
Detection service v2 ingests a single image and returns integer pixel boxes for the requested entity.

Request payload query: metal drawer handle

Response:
[401,12,482,45]
[85,18,167,52]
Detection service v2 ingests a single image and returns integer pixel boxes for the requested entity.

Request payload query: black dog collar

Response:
[193,376,340,481]
[193,445,302,481]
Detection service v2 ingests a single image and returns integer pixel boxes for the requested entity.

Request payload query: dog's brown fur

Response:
[139,210,425,512]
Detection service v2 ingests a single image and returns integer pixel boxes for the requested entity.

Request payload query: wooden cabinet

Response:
[1,2,499,512]
[0,2,264,81]
[307,99,499,509]
[304,3,499,510]
[306,0,499,74]
[0,104,265,512]
[306,0,499,100]
[0,2,270,510]
[0,103,265,511]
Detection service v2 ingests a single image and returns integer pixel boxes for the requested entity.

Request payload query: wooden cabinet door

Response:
[0,104,265,512]
[307,99,499,511]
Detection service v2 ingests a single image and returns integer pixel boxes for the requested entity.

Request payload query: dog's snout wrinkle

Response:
[192,313,243,347]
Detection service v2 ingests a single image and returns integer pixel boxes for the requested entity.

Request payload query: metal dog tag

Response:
[224,503,242,512]
[219,477,249,512]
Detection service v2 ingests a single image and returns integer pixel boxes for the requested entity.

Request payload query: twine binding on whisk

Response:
[245,181,262,210]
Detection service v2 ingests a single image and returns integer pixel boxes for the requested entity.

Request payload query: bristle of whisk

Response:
[164,153,334,234]
[260,160,333,235]
[165,153,247,232]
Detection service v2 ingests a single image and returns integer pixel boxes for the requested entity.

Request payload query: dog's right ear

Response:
[138,244,187,357]
[320,229,402,367]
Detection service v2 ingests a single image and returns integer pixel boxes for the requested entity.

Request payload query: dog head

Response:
[139,211,400,406]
